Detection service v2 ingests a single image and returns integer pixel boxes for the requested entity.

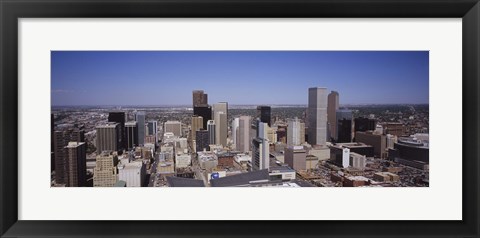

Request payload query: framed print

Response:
[1,0,479,237]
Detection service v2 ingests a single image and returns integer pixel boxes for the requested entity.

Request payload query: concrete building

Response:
[53,125,85,185]
[307,87,328,146]
[355,131,387,158]
[231,117,239,149]
[214,111,227,147]
[197,151,218,171]
[284,146,307,171]
[330,145,350,168]
[306,144,331,161]
[96,122,121,153]
[125,121,138,150]
[64,142,86,187]
[93,152,119,187]
[164,121,182,137]
[287,117,303,146]
[236,116,251,153]
[207,120,216,145]
[327,91,339,141]
[252,120,270,171]
[175,154,192,168]
[135,111,146,145]
[118,161,146,187]
[191,115,203,142]
[350,152,366,170]
[146,121,158,144]
[389,136,429,164]
[336,142,375,158]
[381,122,406,137]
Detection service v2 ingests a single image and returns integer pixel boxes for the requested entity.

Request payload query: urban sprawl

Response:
[51,88,429,188]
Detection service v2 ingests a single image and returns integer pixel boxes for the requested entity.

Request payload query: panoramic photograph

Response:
[51,51,429,188]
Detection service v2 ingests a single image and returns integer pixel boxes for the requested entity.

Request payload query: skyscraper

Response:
[328,91,339,141]
[252,119,270,171]
[336,109,353,143]
[354,117,376,132]
[192,90,208,107]
[195,129,209,152]
[287,117,303,146]
[53,125,85,185]
[147,121,158,144]
[193,105,212,129]
[231,117,240,149]
[64,141,86,187]
[207,120,216,145]
[108,112,126,149]
[191,115,204,141]
[236,116,251,152]
[257,106,271,126]
[135,111,146,145]
[212,102,228,147]
[125,121,138,150]
[164,121,182,137]
[307,87,328,146]
[96,122,121,153]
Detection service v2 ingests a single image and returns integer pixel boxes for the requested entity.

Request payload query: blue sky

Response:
[51,51,429,106]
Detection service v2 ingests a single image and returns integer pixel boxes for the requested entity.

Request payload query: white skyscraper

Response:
[307,87,328,146]
[287,117,302,146]
[232,117,240,149]
[236,116,251,152]
[252,119,270,171]
[212,102,228,147]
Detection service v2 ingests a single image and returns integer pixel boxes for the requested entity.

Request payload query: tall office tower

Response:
[108,112,126,149]
[203,94,208,105]
[64,142,86,187]
[207,120,216,145]
[96,122,121,153]
[93,152,119,187]
[287,117,303,146]
[252,119,270,171]
[147,121,158,144]
[236,116,251,152]
[231,118,240,149]
[192,90,208,107]
[53,126,85,185]
[195,129,210,152]
[191,115,204,140]
[135,111,146,145]
[336,109,353,143]
[327,91,340,141]
[212,102,228,146]
[164,121,182,137]
[300,122,306,144]
[257,106,271,126]
[193,105,212,129]
[125,121,138,150]
[307,87,328,146]
[354,117,376,132]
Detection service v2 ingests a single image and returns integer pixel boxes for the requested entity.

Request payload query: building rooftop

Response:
[166,176,205,187]
[210,169,270,187]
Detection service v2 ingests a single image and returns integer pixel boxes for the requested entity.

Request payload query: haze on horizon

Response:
[51,51,429,106]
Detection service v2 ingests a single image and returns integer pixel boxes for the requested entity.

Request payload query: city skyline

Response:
[51,51,429,106]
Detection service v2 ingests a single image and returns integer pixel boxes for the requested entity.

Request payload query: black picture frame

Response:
[1,0,479,237]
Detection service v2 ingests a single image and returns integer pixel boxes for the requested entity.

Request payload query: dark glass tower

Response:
[256,106,271,126]
[193,105,212,129]
[108,112,126,150]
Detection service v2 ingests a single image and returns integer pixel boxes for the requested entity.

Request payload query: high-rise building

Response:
[231,117,240,149]
[336,109,353,143]
[354,117,376,132]
[135,111,146,145]
[207,120,216,145]
[214,112,227,147]
[164,121,182,137]
[192,90,208,107]
[193,105,212,129]
[125,121,138,150]
[53,126,85,185]
[252,119,270,171]
[118,161,146,187]
[64,141,86,187]
[284,146,307,171]
[108,112,126,149]
[93,152,119,187]
[327,91,339,141]
[287,117,303,146]
[236,116,251,152]
[195,129,209,152]
[96,122,121,153]
[147,121,158,144]
[191,115,204,141]
[257,106,271,126]
[307,87,328,146]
